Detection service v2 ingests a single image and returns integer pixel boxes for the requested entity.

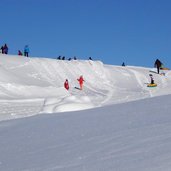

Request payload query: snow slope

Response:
[0,54,171,171]
[0,95,171,171]
[0,54,171,120]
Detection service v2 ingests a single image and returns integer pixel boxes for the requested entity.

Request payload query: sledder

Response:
[64,79,69,90]
[147,74,157,87]
[77,75,84,90]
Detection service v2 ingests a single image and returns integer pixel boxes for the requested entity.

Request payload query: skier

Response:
[64,79,69,90]
[24,45,30,57]
[77,75,84,90]
[154,59,162,74]
[149,74,154,84]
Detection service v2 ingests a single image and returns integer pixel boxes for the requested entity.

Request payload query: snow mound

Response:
[0,54,171,120]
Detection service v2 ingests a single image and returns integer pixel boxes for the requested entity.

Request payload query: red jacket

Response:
[64,80,69,90]
[77,76,84,85]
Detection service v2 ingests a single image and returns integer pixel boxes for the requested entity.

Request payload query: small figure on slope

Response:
[122,62,125,66]
[77,75,84,90]
[24,45,30,57]
[149,74,154,84]
[18,50,23,56]
[64,79,69,90]
[0,46,3,53]
[3,44,8,54]
[147,74,157,87]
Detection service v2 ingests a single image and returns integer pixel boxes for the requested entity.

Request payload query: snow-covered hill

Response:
[0,54,171,120]
[0,54,171,171]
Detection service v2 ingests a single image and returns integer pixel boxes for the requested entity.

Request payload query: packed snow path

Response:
[0,54,171,121]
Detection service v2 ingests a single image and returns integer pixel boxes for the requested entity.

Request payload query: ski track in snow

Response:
[0,99,43,120]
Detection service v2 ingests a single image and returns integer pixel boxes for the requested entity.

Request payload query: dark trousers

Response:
[157,67,160,74]
[24,52,29,57]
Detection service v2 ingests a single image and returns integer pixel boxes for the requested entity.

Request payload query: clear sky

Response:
[1,0,171,68]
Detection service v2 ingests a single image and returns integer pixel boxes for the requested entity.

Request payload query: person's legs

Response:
[157,67,160,74]
[80,83,83,90]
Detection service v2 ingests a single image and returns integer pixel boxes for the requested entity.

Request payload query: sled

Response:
[147,83,157,87]
[149,70,165,76]
[160,67,170,70]
[74,87,81,90]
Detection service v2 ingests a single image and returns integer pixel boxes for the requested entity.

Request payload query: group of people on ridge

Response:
[18,45,30,57]
[64,75,85,91]
[57,56,93,61]
[0,44,30,57]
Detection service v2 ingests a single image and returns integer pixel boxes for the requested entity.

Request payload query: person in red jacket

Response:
[64,79,69,90]
[77,75,84,90]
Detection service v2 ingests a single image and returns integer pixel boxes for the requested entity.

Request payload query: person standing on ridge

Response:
[64,79,69,90]
[24,45,30,57]
[18,50,23,56]
[3,44,8,54]
[154,59,162,74]
[122,62,125,66]
[0,46,3,53]
[77,75,84,90]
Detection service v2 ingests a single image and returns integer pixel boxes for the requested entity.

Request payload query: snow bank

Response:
[0,54,171,120]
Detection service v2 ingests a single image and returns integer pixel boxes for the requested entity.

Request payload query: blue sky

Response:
[1,0,171,68]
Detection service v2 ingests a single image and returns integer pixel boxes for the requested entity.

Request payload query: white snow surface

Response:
[0,54,171,170]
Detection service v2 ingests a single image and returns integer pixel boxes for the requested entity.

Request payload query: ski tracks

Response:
[0,99,44,121]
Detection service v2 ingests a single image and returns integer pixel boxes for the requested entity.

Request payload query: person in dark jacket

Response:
[3,44,8,54]
[154,59,162,74]
[149,74,154,84]
[122,62,125,66]
[57,56,61,60]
